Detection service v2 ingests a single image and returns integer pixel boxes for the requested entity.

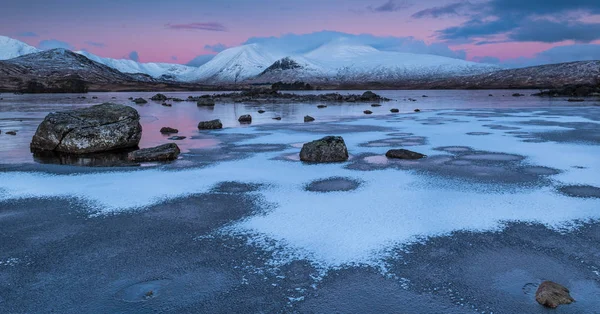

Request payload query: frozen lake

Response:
[1,90,599,313]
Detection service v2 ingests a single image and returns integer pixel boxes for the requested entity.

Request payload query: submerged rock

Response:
[161,102,172,107]
[132,98,147,104]
[30,103,141,154]
[390,108,399,113]
[535,281,574,308]
[273,117,282,120]
[238,115,252,124]
[5,131,17,135]
[197,119,223,130]
[386,149,426,160]
[168,136,186,140]
[300,136,349,162]
[317,105,327,108]
[258,109,266,114]
[160,127,178,134]
[128,143,180,162]
[304,115,315,122]
[197,98,215,106]
[414,109,421,112]
[364,110,373,115]
[150,93,168,101]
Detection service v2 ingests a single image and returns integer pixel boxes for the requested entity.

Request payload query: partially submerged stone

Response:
[238,115,252,124]
[30,103,142,154]
[127,143,180,162]
[385,149,426,160]
[197,98,215,106]
[150,93,168,101]
[197,119,223,130]
[535,281,575,308]
[132,98,147,104]
[364,110,373,114]
[160,127,178,134]
[300,136,349,163]
[304,115,315,122]
[390,108,400,113]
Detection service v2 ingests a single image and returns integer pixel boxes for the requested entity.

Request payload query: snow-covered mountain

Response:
[75,50,198,81]
[0,35,499,84]
[189,39,499,84]
[0,36,40,60]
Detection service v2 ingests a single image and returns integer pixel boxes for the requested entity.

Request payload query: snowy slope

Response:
[75,50,198,80]
[0,36,40,60]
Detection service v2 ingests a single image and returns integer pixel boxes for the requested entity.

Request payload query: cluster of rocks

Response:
[186,90,390,104]
[533,85,600,97]
[30,103,179,163]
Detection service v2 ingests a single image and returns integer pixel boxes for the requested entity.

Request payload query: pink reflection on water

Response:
[364,155,389,165]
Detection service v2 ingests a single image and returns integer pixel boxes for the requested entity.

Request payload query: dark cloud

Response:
[16,32,39,38]
[85,41,106,48]
[38,39,74,50]
[204,43,227,53]
[368,0,411,12]
[411,2,472,18]
[165,22,227,32]
[128,51,139,62]
[186,54,215,67]
[419,0,600,43]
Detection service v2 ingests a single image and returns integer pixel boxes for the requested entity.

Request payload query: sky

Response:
[2,0,600,67]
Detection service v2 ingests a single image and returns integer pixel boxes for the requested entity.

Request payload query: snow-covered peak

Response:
[0,36,40,60]
[305,39,380,62]
[182,44,285,82]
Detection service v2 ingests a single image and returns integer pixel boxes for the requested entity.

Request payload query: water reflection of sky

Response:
[0,90,597,164]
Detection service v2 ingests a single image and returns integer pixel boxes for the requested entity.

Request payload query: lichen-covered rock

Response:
[386,149,426,160]
[300,136,349,162]
[127,143,180,162]
[197,119,223,130]
[536,281,575,308]
[30,103,142,154]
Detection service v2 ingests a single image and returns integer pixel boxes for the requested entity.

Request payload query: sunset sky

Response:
[2,0,600,66]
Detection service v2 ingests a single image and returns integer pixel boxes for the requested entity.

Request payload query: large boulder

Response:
[30,103,142,154]
[386,149,426,160]
[300,136,348,162]
[198,119,223,130]
[535,281,575,308]
[128,143,180,162]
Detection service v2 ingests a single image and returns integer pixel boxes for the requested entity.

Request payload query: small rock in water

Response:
[409,98,417,102]
[304,115,315,122]
[386,149,426,160]
[512,93,525,97]
[197,98,215,106]
[128,143,180,162]
[489,94,493,97]
[390,108,400,113]
[161,103,172,107]
[317,105,327,108]
[535,281,574,308]
[198,119,223,130]
[414,109,421,112]
[238,115,252,124]
[160,127,178,134]
[363,110,373,114]
[300,136,349,163]
[6,131,17,135]
[168,136,186,140]
[132,98,147,104]
[150,93,168,101]
[258,110,266,114]
[92,96,98,99]
[371,103,382,107]
[422,95,428,97]
[273,117,282,120]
